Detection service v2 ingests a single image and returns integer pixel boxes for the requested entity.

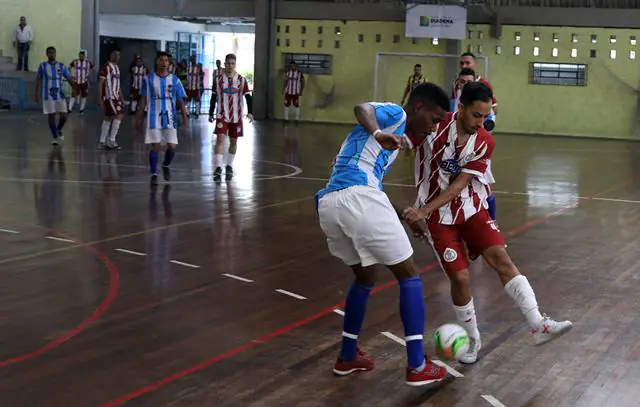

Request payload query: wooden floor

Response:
[1,111,640,407]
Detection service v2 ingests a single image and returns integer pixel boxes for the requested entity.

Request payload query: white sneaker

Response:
[533,314,572,346]
[459,337,481,364]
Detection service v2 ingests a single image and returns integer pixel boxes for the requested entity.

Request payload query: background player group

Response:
[34,46,253,184]
[317,65,572,385]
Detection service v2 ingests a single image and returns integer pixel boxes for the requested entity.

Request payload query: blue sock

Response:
[48,122,58,138]
[149,150,158,175]
[399,277,426,370]
[339,283,372,361]
[487,193,497,221]
[57,116,67,132]
[162,149,175,167]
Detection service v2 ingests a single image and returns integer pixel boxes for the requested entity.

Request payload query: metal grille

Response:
[530,62,587,86]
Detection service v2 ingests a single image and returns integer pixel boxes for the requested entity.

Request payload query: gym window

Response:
[283,53,332,75]
[530,62,587,86]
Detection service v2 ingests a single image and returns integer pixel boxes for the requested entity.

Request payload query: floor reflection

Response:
[146,185,176,293]
[34,146,65,230]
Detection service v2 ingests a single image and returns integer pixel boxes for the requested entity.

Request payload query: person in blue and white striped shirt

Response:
[34,46,73,145]
[136,51,188,187]
[316,83,454,386]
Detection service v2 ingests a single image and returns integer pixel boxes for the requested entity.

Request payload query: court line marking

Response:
[333,309,345,316]
[0,196,313,265]
[98,181,630,407]
[0,228,19,234]
[380,331,464,378]
[114,248,147,257]
[45,236,74,243]
[170,260,200,269]
[481,394,507,407]
[275,289,307,300]
[222,273,254,283]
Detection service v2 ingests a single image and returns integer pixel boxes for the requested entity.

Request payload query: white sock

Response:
[284,107,289,120]
[215,154,223,168]
[227,153,235,167]
[80,97,86,111]
[454,297,481,341]
[100,121,111,143]
[69,98,75,111]
[109,119,122,142]
[295,107,301,120]
[131,101,138,112]
[504,275,544,329]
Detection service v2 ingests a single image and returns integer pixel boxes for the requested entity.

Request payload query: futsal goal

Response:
[373,52,490,103]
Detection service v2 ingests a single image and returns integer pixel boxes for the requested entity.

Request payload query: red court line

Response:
[100,182,629,406]
[0,233,121,368]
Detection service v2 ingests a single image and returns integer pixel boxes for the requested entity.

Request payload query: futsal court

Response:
[0,112,639,407]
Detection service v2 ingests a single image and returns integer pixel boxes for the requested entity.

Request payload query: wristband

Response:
[372,129,382,137]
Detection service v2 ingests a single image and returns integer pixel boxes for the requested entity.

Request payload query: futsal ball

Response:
[433,323,470,361]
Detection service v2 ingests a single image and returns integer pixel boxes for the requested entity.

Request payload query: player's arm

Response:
[300,74,305,95]
[34,66,42,101]
[354,103,403,150]
[98,66,107,106]
[176,80,189,125]
[137,77,147,116]
[62,66,73,83]
[401,77,411,104]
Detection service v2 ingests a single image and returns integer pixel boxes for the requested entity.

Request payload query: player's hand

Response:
[208,115,214,123]
[375,132,404,150]
[247,113,254,123]
[403,207,430,227]
[406,218,428,239]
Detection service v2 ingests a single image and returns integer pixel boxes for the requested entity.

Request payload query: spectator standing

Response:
[14,16,34,72]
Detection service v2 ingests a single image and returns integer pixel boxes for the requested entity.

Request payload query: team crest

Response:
[217,122,223,128]
[439,158,462,176]
[443,248,457,263]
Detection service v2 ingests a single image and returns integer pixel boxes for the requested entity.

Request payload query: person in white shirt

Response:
[13,16,34,72]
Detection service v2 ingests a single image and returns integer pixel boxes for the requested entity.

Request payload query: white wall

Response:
[99,14,205,41]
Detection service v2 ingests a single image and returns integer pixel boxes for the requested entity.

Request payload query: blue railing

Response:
[0,76,25,111]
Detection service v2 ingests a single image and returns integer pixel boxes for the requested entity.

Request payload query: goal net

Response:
[373,52,490,103]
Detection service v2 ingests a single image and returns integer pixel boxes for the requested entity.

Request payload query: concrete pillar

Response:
[444,39,462,94]
[253,0,275,119]
[81,0,100,63]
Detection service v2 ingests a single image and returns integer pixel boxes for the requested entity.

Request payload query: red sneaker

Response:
[405,359,448,386]
[333,348,374,376]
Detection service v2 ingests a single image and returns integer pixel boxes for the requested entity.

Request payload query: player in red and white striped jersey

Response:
[283,61,304,121]
[212,59,222,83]
[129,56,147,114]
[186,55,203,118]
[98,48,124,150]
[68,50,94,114]
[208,53,253,182]
[404,81,572,365]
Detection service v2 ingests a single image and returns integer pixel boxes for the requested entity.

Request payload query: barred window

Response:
[530,62,586,86]
[283,53,332,75]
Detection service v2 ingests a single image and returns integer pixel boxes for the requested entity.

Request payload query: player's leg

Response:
[80,84,88,113]
[425,222,480,364]
[69,85,78,112]
[145,129,162,186]
[100,109,113,149]
[213,120,228,182]
[463,210,572,346]
[130,89,139,114]
[352,188,448,385]
[293,96,301,121]
[108,101,124,150]
[284,95,291,121]
[193,90,201,118]
[55,100,68,140]
[161,129,178,181]
[225,123,241,180]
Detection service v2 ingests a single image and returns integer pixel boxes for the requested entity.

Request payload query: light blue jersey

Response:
[37,61,71,101]
[316,102,407,201]
[141,72,186,130]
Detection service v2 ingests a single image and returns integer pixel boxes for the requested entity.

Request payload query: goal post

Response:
[373,52,490,103]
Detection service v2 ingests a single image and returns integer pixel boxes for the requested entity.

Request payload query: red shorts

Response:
[130,88,140,100]
[187,89,201,101]
[427,209,504,274]
[72,82,89,97]
[284,94,300,107]
[103,99,124,117]
[215,120,243,138]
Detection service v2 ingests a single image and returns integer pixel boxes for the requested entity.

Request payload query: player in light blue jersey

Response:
[34,46,73,145]
[317,83,452,386]
[136,51,188,187]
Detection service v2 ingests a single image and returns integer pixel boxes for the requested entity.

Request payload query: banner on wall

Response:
[405,4,467,40]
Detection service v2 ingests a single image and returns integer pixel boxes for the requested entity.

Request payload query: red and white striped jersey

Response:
[186,64,201,90]
[414,112,495,225]
[130,65,147,89]
[215,73,250,123]
[70,59,94,84]
[284,69,304,95]
[100,62,122,100]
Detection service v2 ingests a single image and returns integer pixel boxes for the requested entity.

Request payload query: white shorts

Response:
[145,128,178,145]
[317,185,413,267]
[43,99,68,115]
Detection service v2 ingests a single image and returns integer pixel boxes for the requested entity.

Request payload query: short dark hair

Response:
[225,53,237,61]
[110,47,120,54]
[408,82,450,112]
[460,52,476,59]
[414,63,421,68]
[459,81,493,106]
[458,68,475,77]
[79,50,85,55]
[156,51,170,60]
[46,46,55,52]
